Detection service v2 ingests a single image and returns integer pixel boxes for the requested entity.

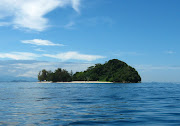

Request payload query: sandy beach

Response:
[37,81,113,84]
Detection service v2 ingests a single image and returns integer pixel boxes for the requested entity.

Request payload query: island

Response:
[38,59,141,83]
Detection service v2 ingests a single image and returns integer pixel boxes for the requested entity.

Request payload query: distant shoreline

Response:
[37,81,113,84]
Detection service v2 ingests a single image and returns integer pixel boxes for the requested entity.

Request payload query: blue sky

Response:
[0,0,180,82]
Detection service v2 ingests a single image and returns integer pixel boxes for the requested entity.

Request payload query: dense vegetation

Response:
[73,59,141,83]
[38,59,141,83]
[38,68,72,82]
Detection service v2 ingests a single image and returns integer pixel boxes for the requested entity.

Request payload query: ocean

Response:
[0,82,180,126]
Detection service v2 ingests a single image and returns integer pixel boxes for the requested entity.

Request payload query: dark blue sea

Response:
[0,82,180,126]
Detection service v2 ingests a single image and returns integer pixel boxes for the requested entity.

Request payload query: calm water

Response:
[0,82,180,126]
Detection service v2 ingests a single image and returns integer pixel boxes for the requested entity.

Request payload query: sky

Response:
[0,0,180,82]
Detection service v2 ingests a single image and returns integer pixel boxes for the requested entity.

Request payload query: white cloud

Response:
[0,51,105,61]
[71,0,81,13]
[0,52,40,60]
[0,60,93,78]
[14,62,93,78]
[0,0,81,31]
[34,48,45,52]
[44,51,105,61]
[22,39,64,46]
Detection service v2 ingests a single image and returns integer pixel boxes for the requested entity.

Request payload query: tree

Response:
[46,70,54,81]
[73,59,141,83]
[38,68,72,82]
[38,69,48,81]
[38,59,141,83]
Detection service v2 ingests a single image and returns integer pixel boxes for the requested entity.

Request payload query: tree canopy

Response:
[38,68,72,82]
[38,59,141,83]
[73,59,141,83]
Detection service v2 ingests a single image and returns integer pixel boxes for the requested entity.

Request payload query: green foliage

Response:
[38,68,72,82]
[38,69,48,81]
[73,72,87,81]
[38,59,141,83]
[73,59,141,83]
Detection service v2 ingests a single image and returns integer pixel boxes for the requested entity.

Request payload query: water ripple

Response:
[0,82,180,125]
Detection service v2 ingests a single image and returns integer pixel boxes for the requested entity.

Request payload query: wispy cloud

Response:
[79,17,114,27]
[34,48,45,52]
[113,51,143,57]
[165,50,176,54]
[64,21,75,29]
[0,60,93,79]
[0,52,40,60]
[43,51,105,61]
[71,0,81,13]
[0,51,105,61]
[135,65,180,71]
[0,22,11,26]
[0,0,81,31]
[22,39,64,46]
[134,64,180,82]
[15,62,93,78]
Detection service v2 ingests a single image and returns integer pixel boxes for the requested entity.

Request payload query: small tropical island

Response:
[38,59,141,83]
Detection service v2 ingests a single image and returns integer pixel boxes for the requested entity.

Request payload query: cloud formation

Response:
[0,52,40,60]
[0,0,81,31]
[15,62,93,78]
[34,48,45,52]
[22,39,64,46]
[0,51,105,61]
[44,51,105,61]
[0,60,94,79]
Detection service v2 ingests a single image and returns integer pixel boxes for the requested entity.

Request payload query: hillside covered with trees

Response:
[73,59,141,83]
[38,59,141,83]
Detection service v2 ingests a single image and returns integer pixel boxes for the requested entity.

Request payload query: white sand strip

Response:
[37,81,113,83]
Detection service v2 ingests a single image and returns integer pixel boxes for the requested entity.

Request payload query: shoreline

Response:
[37,81,113,84]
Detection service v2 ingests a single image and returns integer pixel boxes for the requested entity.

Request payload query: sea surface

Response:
[0,82,180,126]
